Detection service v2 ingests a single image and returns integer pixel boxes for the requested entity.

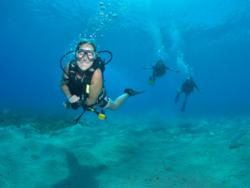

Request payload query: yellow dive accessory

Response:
[98,113,106,120]
[86,84,90,94]
[88,107,106,120]
[148,79,155,85]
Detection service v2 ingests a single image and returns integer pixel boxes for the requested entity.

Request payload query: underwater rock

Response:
[177,121,208,134]
[229,131,247,149]
[30,154,40,160]
[52,150,105,188]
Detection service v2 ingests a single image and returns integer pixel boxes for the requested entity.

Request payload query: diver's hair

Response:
[76,40,97,52]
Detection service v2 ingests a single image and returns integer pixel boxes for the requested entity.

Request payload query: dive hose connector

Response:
[87,107,106,120]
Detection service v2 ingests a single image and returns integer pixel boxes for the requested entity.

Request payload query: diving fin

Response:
[124,88,144,96]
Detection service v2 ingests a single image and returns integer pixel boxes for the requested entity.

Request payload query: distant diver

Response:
[60,40,143,124]
[146,59,179,85]
[175,76,200,112]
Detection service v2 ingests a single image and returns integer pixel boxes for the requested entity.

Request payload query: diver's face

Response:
[76,43,95,71]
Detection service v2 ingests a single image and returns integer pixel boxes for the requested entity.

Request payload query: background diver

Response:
[175,76,200,112]
[60,40,143,123]
[146,59,179,85]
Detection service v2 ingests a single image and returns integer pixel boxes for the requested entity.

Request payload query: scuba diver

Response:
[60,40,143,124]
[147,59,179,85]
[175,76,200,112]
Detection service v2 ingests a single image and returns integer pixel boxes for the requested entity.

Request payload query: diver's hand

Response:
[68,95,80,103]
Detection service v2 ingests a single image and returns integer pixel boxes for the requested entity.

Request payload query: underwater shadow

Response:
[53,151,105,188]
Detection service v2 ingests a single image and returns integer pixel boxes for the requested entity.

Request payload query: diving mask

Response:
[76,49,96,60]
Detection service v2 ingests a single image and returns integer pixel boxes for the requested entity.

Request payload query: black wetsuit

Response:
[175,78,199,112]
[62,60,109,109]
[149,60,169,84]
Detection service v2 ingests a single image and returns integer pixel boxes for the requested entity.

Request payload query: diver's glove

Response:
[71,101,81,109]
[65,99,84,110]
[63,100,81,110]
[124,88,144,96]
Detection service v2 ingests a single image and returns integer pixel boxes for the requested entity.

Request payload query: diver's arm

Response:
[61,65,73,99]
[85,69,103,106]
[61,84,72,99]
[61,83,80,105]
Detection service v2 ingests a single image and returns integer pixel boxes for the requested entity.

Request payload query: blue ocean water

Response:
[0,0,250,187]
[1,0,250,116]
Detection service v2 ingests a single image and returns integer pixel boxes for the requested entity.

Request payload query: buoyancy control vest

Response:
[66,56,106,101]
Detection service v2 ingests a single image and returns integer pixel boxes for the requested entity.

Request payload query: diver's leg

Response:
[181,94,188,112]
[148,75,156,85]
[106,88,143,110]
[175,91,181,104]
[106,93,129,110]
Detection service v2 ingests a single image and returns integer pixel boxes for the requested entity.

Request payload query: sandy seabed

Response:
[0,110,249,188]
